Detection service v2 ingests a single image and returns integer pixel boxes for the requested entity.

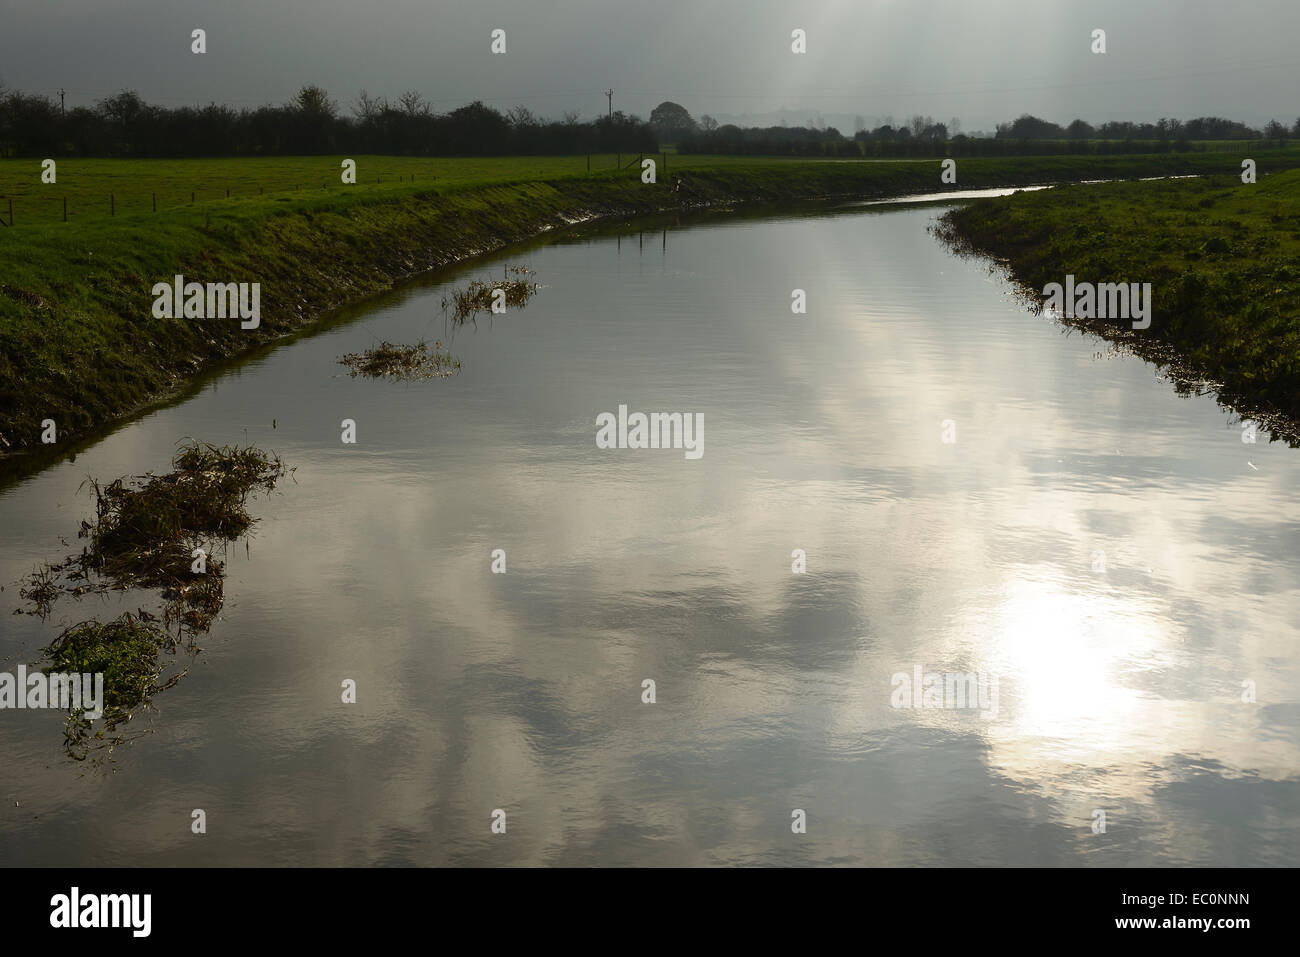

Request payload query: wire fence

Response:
[0,174,434,227]
[0,153,659,227]
[0,143,1283,227]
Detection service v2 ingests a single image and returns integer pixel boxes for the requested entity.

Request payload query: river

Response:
[1,193,1296,865]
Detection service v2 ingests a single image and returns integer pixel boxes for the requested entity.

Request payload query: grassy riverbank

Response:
[939,167,1300,435]
[4,148,1300,455]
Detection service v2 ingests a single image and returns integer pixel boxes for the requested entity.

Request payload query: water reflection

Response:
[0,202,1296,865]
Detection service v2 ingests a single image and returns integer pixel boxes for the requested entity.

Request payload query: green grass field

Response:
[3,146,1300,463]
[0,148,1282,228]
[0,153,934,227]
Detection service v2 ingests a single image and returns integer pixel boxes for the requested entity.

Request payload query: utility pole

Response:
[604,89,613,118]
[58,88,66,117]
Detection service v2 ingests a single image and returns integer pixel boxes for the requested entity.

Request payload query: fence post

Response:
[7,197,11,226]
[617,152,621,168]
[226,187,230,198]
[63,196,67,222]
[191,191,195,203]
[587,154,590,173]
[152,192,156,212]
[111,193,114,217]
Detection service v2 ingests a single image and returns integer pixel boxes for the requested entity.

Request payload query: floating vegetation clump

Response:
[160,568,227,636]
[18,562,59,620]
[10,441,292,760]
[80,441,289,586]
[40,611,182,759]
[443,265,540,325]
[19,440,289,630]
[339,339,461,380]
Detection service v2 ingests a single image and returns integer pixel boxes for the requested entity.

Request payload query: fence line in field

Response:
[0,154,653,226]
[0,147,1287,226]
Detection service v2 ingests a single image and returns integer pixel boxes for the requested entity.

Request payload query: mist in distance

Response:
[3,0,1296,131]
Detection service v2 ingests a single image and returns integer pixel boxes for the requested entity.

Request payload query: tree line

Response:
[4,84,1295,159]
[671,108,1300,157]
[0,84,659,158]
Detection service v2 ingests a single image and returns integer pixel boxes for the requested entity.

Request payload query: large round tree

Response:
[650,101,697,142]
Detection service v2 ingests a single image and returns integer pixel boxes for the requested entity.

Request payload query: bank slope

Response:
[939,168,1300,435]
[3,151,1298,457]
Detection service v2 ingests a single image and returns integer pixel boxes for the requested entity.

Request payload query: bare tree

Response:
[97,89,149,127]
[507,105,537,128]
[353,89,384,121]
[397,90,431,118]
[291,85,337,118]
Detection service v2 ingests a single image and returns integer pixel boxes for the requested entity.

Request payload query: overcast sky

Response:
[3,0,1297,130]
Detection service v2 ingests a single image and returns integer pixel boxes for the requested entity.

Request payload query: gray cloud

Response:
[4,0,1297,129]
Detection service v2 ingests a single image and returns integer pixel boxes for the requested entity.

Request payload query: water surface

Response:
[1,199,1296,866]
